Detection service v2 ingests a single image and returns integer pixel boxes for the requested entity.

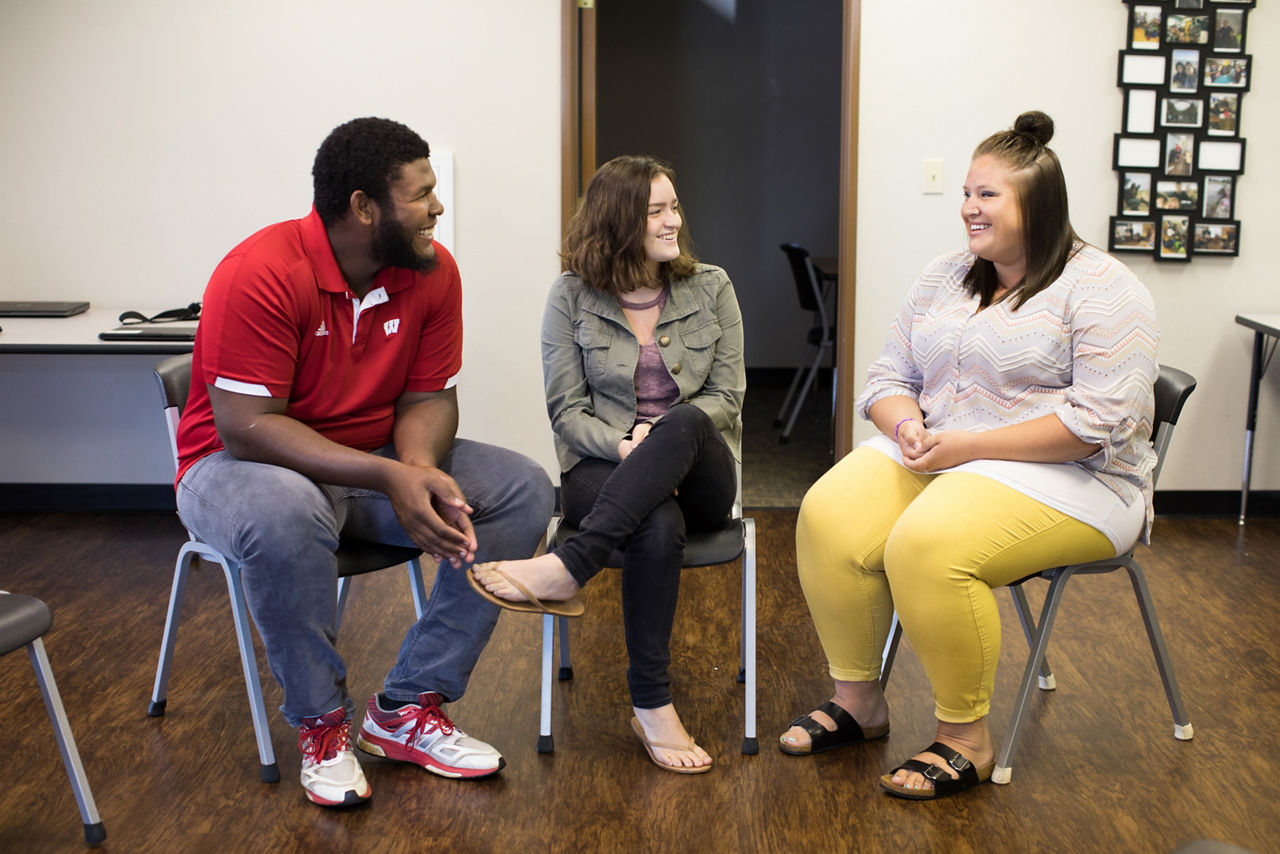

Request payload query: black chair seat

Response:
[336,540,425,578]
[551,520,746,569]
[0,593,52,656]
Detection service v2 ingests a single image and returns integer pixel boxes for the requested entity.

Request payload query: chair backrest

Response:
[1150,364,1197,486]
[153,353,194,471]
[779,242,827,319]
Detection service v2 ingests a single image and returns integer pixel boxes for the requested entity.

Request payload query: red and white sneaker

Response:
[298,708,371,807]
[356,692,505,779]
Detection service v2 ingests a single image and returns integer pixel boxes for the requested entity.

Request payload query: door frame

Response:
[562,0,859,459]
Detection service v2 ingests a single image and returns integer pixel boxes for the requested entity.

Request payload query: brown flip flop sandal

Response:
[630,716,712,775]
[467,561,585,618]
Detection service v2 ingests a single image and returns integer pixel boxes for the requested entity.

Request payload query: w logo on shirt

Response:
[383,318,400,337]
[314,321,329,337]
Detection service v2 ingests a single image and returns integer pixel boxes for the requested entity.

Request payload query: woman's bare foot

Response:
[633,704,712,771]
[887,719,995,792]
[472,554,581,604]
[779,679,889,752]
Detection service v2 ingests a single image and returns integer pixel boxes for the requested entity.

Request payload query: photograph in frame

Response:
[1214,9,1244,51]
[1111,218,1157,252]
[1175,0,1204,8]
[1127,89,1158,133]
[1202,175,1233,218]
[1160,214,1191,260]
[1207,92,1239,136]
[1132,5,1162,50]
[1162,98,1203,128]
[1155,180,1200,212]
[1166,14,1210,44]
[1121,173,1152,216]
[1193,221,1239,255]
[1204,56,1248,88]
[1165,133,1195,176]
[1169,49,1200,93]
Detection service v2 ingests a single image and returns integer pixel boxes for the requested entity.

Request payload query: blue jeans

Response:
[176,439,554,727]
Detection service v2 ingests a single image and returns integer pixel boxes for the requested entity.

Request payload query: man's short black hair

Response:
[312,117,432,225]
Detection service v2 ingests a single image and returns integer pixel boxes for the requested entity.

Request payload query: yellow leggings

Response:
[796,446,1114,723]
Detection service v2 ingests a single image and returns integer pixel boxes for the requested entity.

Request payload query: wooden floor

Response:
[1,510,1277,853]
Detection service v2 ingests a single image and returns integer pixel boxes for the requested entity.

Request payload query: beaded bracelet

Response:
[894,417,917,441]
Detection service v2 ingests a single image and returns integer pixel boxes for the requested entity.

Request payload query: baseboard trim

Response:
[1153,489,1277,518]
[0,484,176,512]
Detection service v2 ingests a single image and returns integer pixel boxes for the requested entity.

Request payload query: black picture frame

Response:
[1110,216,1158,253]
[1206,91,1240,136]
[1131,4,1164,50]
[1169,47,1201,93]
[1202,54,1250,91]
[1159,213,1192,261]
[1201,174,1235,218]
[1125,88,1159,133]
[1119,171,1154,215]
[1161,96,1204,128]
[1213,7,1246,52]
[1115,1,1251,261]
[1197,138,1245,173]
[1192,220,1240,255]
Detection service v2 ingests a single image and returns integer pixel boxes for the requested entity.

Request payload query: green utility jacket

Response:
[541,265,745,473]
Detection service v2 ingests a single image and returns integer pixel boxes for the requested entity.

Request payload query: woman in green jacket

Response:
[471,155,745,774]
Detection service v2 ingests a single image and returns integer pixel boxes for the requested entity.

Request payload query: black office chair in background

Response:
[776,243,837,443]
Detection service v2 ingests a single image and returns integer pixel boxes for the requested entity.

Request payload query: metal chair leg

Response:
[29,637,106,846]
[1126,564,1194,741]
[221,563,280,782]
[148,542,195,718]
[880,612,902,691]
[335,576,352,632]
[741,518,758,754]
[407,558,429,618]
[537,614,555,753]
[1010,584,1056,690]
[557,615,573,680]
[994,569,1074,784]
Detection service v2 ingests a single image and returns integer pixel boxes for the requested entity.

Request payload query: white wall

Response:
[0,0,563,477]
[855,0,1280,492]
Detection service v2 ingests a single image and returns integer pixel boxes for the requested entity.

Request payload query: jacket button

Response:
[658,335,671,347]
[671,362,682,374]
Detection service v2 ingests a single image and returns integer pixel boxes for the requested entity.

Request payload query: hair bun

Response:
[1013,111,1054,146]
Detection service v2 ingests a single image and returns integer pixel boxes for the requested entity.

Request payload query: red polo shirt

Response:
[175,208,463,483]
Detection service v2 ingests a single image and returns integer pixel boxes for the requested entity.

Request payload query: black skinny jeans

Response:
[557,404,737,709]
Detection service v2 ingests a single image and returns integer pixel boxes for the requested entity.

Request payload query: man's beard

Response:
[371,204,437,273]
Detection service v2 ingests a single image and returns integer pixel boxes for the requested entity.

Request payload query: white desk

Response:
[1235,313,1280,524]
[0,306,195,355]
[0,307,195,502]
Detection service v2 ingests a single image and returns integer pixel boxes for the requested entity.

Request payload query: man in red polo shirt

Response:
[175,117,554,807]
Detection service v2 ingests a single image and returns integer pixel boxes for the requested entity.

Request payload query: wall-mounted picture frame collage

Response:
[1110,0,1252,261]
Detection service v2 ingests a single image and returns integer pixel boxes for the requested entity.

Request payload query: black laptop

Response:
[98,324,198,342]
[0,300,90,317]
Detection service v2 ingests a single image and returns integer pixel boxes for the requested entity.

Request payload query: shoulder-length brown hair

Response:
[561,155,699,296]
[965,111,1083,309]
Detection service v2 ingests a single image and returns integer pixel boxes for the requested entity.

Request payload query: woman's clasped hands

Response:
[897,419,978,474]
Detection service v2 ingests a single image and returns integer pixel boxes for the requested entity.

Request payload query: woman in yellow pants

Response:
[779,111,1159,800]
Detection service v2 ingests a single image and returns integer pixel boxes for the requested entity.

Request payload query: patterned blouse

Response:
[856,245,1160,531]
